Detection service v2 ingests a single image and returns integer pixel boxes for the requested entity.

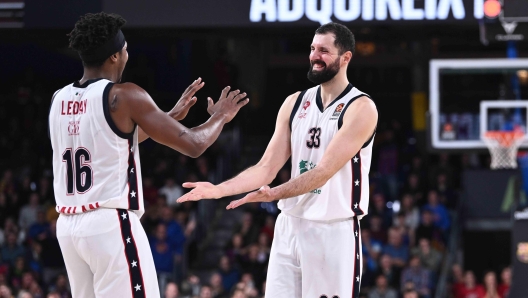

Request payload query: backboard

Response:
[429,58,528,150]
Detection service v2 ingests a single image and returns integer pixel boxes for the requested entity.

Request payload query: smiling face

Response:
[307,33,344,85]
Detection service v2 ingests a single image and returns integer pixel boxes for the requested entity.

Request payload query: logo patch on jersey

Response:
[299,160,322,194]
[298,101,311,118]
[68,121,80,135]
[331,103,344,118]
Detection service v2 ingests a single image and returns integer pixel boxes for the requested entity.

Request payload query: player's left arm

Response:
[137,78,205,142]
[227,96,377,209]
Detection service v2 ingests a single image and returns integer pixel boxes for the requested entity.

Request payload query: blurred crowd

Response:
[0,63,508,298]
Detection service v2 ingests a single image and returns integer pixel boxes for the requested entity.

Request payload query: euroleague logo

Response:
[298,100,311,119]
[68,121,80,136]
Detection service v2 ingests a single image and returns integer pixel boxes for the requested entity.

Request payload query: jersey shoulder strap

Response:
[337,92,376,148]
[289,90,308,131]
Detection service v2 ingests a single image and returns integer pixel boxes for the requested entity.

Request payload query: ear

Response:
[110,52,119,63]
[341,51,353,64]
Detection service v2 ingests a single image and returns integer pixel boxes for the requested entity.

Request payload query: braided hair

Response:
[68,12,126,67]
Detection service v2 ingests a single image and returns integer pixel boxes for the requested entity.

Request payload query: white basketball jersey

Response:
[49,78,144,217]
[279,84,374,221]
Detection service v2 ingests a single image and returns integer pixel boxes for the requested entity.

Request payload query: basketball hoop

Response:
[483,130,525,169]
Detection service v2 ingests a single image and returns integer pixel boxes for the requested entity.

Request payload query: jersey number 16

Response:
[62,147,93,195]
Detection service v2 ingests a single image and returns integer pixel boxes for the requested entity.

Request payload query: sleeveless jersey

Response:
[278,84,374,221]
[49,78,144,217]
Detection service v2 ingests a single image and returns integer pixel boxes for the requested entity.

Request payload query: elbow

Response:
[188,140,208,158]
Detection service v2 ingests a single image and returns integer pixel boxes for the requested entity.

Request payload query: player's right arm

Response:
[176,91,300,202]
[111,83,248,158]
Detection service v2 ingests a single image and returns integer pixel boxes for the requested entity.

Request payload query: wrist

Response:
[269,187,281,201]
[212,112,229,124]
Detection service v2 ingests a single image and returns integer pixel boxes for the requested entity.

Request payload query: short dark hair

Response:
[68,12,126,67]
[315,22,355,55]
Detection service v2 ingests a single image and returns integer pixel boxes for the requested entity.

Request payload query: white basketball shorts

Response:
[56,208,160,298]
[265,212,362,298]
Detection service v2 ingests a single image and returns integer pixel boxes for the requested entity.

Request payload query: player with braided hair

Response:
[49,12,249,298]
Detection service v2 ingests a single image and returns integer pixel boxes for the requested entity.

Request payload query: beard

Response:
[307,57,340,85]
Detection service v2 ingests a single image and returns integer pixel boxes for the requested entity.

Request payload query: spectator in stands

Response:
[159,178,183,207]
[411,238,442,273]
[25,241,42,276]
[40,220,65,285]
[1,233,25,266]
[423,190,450,232]
[180,274,201,297]
[164,281,180,298]
[455,270,485,298]
[240,245,266,290]
[259,216,274,241]
[401,173,425,206]
[142,177,159,207]
[368,275,397,298]
[375,254,400,289]
[483,271,500,298]
[230,289,246,298]
[0,194,8,230]
[37,177,53,206]
[415,210,443,249]
[226,233,245,265]
[27,209,49,242]
[150,223,178,287]
[0,285,12,298]
[399,193,420,231]
[370,193,393,229]
[209,272,226,298]
[369,215,388,244]
[377,129,399,201]
[18,193,41,231]
[497,266,511,298]
[47,274,70,298]
[361,229,383,273]
[383,228,409,270]
[400,256,431,298]
[435,173,457,209]
[256,233,270,264]
[200,285,213,298]
[392,213,410,247]
[402,289,419,298]
[235,213,259,247]
[219,256,240,293]
[450,263,465,297]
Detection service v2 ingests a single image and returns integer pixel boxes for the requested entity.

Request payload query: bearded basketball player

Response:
[177,22,377,297]
[49,12,248,298]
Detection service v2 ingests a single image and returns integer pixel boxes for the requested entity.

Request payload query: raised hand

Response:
[206,86,249,122]
[168,78,205,121]
[176,181,224,203]
[226,185,275,210]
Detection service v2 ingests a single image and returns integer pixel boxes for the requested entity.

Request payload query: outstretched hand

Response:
[176,181,223,203]
[169,78,205,121]
[226,185,276,210]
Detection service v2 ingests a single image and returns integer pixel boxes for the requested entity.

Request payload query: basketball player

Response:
[177,22,377,297]
[48,12,249,298]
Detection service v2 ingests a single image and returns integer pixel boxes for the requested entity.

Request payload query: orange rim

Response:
[484,131,525,146]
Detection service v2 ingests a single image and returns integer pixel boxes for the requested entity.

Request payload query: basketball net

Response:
[483,130,525,169]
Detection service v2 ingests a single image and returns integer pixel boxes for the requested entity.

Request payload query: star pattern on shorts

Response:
[356,275,360,282]
[353,156,359,163]
[130,146,133,152]
[355,230,358,237]
[126,237,131,244]
[355,179,359,186]
[131,260,137,267]
[121,212,127,220]
[130,190,136,198]
[357,253,360,259]
[130,168,134,173]
[134,284,141,291]
[354,203,358,209]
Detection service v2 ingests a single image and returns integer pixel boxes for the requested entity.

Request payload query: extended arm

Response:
[226,96,377,209]
[115,83,248,158]
[137,78,205,143]
[176,92,300,202]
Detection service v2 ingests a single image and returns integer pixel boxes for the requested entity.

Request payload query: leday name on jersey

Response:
[299,160,321,194]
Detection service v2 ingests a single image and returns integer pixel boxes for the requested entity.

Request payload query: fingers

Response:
[237,98,250,108]
[232,91,246,102]
[188,81,205,97]
[183,78,202,95]
[227,89,241,100]
[207,97,214,108]
[226,198,245,210]
[182,182,197,188]
[220,86,231,100]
